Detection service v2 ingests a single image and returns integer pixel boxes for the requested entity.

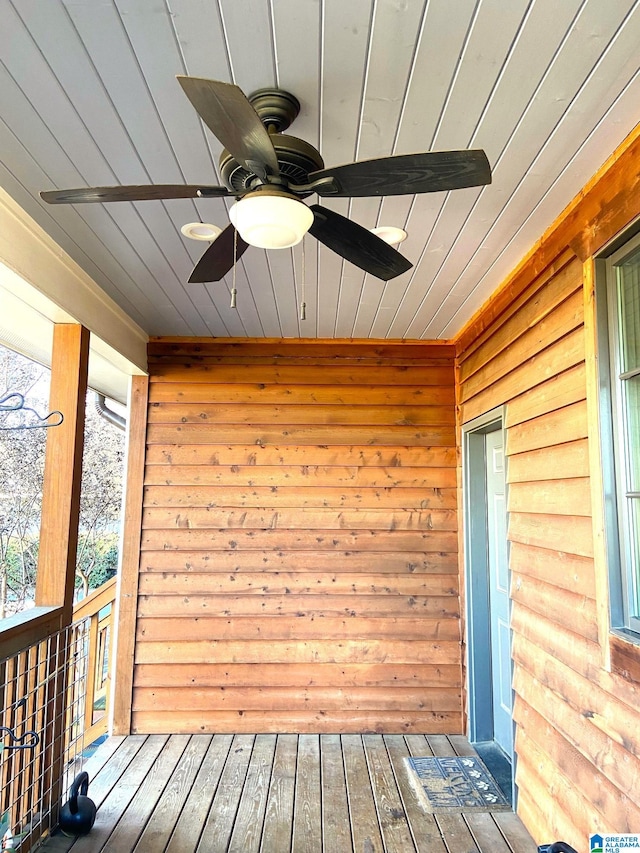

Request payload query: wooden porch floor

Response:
[43,733,537,853]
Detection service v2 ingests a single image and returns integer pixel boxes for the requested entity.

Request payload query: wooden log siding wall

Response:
[133,340,461,734]
[456,124,640,847]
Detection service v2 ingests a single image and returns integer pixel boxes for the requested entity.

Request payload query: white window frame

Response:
[599,230,640,638]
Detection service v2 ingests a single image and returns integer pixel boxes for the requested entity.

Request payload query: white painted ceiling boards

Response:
[1,0,639,340]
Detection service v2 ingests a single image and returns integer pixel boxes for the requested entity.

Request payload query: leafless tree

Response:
[0,349,47,618]
[0,345,125,616]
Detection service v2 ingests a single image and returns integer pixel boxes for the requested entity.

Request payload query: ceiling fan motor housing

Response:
[220,134,325,195]
[219,86,325,195]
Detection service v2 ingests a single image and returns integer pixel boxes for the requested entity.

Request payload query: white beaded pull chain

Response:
[230,226,238,308]
[300,237,306,321]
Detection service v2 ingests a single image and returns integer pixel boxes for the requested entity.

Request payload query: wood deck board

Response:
[319,734,352,852]
[260,734,298,853]
[195,733,254,853]
[164,733,233,853]
[291,733,322,853]
[43,734,535,853]
[134,735,212,852]
[342,734,385,853]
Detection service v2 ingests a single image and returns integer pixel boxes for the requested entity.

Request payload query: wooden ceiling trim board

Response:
[385,0,541,339]
[402,1,592,336]
[453,121,640,355]
[337,0,426,309]
[0,187,148,372]
[429,0,532,152]
[349,277,389,340]
[355,0,426,162]
[392,0,477,154]
[262,250,295,339]
[117,0,221,185]
[270,0,322,149]
[389,187,487,339]
[205,262,263,339]
[434,31,640,337]
[315,245,345,338]
[15,2,148,186]
[333,263,367,340]
[51,2,215,334]
[293,238,320,338]
[68,3,225,334]
[218,0,277,93]
[413,0,640,337]
[0,108,164,332]
[169,0,232,82]
[401,0,585,336]
[234,249,283,338]
[248,0,323,337]
[113,0,221,233]
[319,0,372,170]
[183,281,232,338]
[365,193,440,339]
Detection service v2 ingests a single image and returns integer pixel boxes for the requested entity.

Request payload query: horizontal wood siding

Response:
[456,126,640,847]
[134,340,461,734]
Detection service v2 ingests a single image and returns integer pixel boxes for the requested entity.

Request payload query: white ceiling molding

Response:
[0,263,143,403]
[0,187,148,370]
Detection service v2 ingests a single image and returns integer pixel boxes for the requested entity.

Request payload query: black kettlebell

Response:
[59,771,96,837]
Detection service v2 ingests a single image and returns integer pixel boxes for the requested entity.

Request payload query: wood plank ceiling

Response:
[0,0,638,340]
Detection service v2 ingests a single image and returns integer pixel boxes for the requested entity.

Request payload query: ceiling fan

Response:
[40,76,492,283]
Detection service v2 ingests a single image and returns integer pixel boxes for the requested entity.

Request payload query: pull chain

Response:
[230,226,238,308]
[300,237,306,321]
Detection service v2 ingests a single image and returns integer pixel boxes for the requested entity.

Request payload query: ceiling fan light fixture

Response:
[229,190,313,249]
[370,226,408,246]
[181,222,222,241]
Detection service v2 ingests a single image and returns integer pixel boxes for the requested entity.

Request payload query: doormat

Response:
[404,755,511,813]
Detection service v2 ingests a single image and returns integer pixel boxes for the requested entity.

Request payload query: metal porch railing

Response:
[0,577,116,850]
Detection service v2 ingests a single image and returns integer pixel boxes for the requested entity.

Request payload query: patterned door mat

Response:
[404,755,511,813]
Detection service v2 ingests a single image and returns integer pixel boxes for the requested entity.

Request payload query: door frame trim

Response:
[462,407,510,746]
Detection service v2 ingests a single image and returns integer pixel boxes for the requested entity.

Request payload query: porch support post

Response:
[35,323,89,616]
[112,374,149,735]
[33,323,89,831]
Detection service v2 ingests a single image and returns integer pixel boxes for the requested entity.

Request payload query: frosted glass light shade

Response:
[229,194,314,249]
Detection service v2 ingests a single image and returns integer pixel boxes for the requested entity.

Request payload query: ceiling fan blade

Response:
[309,205,412,281]
[40,184,232,204]
[310,150,491,197]
[188,224,249,283]
[177,76,279,182]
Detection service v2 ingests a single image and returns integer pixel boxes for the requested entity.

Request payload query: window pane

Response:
[622,374,640,493]
[617,247,640,373]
